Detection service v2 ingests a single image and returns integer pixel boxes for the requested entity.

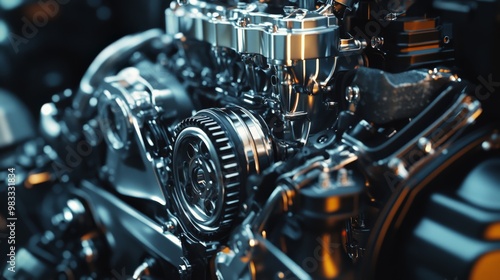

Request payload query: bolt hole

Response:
[271,75,278,86]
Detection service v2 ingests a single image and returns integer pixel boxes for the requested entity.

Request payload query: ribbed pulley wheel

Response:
[171,106,273,239]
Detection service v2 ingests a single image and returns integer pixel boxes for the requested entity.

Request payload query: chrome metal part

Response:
[345,85,360,112]
[166,0,365,144]
[370,36,384,50]
[75,29,164,119]
[166,1,364,64]
[132,259,156,280]
[96,65,194,205]
[172,106,273,238]
[51,198,86,227]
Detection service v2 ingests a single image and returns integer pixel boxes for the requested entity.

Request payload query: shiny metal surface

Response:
[5,1,497,279]
[172,106,273,238]
[214,184,302,280]
[377,92,482,181]
[166,1,363,64]
[79,181,185,268]
[75,29,164,119]
[167,0,365,144]
[173,126,227,230]
[96,65,194,206]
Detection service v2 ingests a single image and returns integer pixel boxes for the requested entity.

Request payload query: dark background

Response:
[0,0,170,117]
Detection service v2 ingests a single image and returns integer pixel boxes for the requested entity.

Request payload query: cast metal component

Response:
[99,88,132,151]
[96,65,193,205]
[6,1,496,279]
[75,29,164,119]
[215,151,363,279]
[350,67,459,124]
[374,93,482,182]
[79,180,186,269]
[166,1,364,64]
[166,0,365,144]
[172,106,273,238]
[215,185,304,280]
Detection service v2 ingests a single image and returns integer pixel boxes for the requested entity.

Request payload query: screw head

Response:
[370,36,384,49]
[164,220,176,233]
[345,86,360,103]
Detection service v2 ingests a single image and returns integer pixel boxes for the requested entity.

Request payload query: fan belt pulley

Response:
[171,106,273,239]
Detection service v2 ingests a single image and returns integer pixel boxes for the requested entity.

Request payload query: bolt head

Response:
[345,86,360,102]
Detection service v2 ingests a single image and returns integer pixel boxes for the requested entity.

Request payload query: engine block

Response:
[1,1,500,279]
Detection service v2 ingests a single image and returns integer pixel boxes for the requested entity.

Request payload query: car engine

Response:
[1,0,500,279]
